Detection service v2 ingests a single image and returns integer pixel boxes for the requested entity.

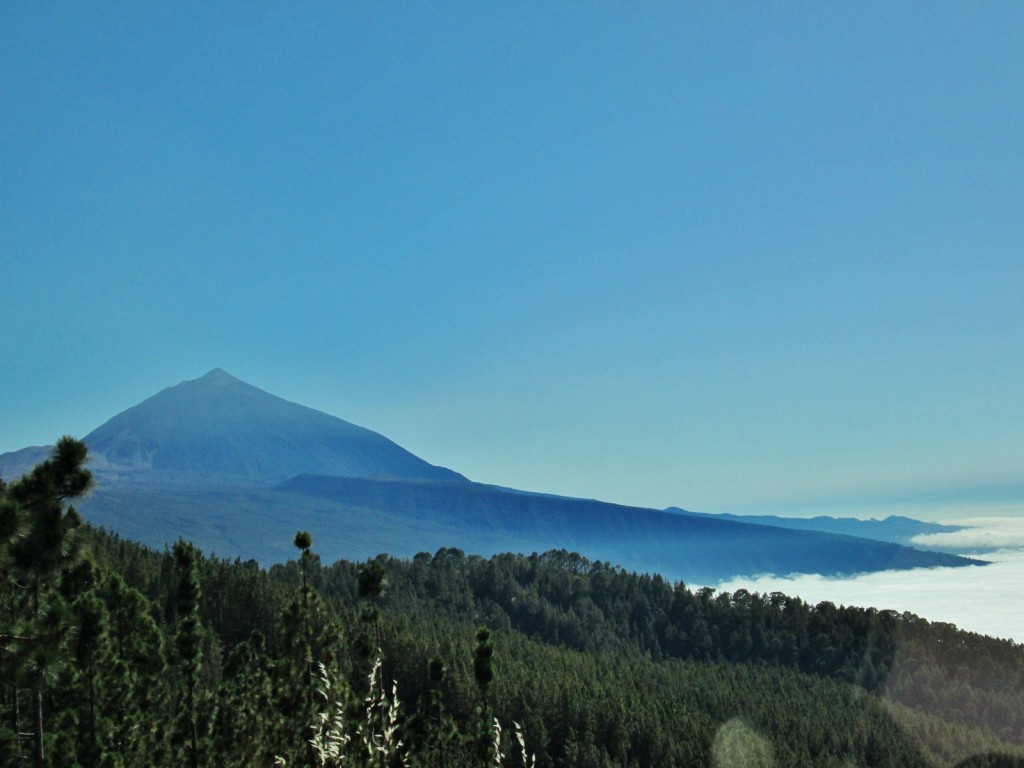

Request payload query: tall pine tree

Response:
[172,539,204,768]
[2,436,92,768]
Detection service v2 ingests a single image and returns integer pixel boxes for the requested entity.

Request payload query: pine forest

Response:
[3,440,1023,768]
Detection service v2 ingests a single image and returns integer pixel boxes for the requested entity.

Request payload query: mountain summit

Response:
[77,369,465,486]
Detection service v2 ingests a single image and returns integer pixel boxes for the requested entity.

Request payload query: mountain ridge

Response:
[665,507,963,547]
[0,369,984,583]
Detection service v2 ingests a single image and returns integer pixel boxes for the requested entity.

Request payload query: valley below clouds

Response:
[714,515,1024,644]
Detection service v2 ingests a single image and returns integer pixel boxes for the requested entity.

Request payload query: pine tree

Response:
[473,627,495,767]
[417,657,461,768]
[2,436,92,768]
[99,570,169,765]
[211,630,275,768]
[274,532,345,768]
[59,557,109,767]
[0,475,26,764]
[172,539,205,768]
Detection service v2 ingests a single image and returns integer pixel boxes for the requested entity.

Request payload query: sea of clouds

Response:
[713,515,1024,644]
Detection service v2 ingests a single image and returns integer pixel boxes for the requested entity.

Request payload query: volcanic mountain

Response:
[65,368,463,486]
[0,369,979,583]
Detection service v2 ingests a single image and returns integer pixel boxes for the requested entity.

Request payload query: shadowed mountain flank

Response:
[272,474,981,583]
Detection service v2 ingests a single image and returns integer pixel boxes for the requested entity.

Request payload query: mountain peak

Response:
[67,371,467,486]
[195,368,241,384]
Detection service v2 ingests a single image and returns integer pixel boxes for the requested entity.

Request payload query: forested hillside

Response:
[3,441,1023,767]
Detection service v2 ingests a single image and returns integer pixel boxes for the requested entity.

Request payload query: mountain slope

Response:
[76,368,465,485]
[0,445,53,481]
[73,475,981,584]
[269,474,979,583]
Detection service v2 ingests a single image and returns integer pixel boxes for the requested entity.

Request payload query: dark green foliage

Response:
[211,631,276,768]
[172,538,208,768]
[294,531,313,552]
[53,524,1024,766]
[96,570,169,764]
[955,756,1024,768]
[1,437,92,768]
[472,626,496,765]
[473,627,494,695]
[4,442,1020,767]
[273,533,347,768]
[308,549,905,687]
[358,558,387,603]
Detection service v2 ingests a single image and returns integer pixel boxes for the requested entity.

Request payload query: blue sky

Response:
[2,4,1022,517]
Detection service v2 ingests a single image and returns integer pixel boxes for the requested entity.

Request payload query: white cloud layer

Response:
[911,515,1024,550]
[714,517,1024,643]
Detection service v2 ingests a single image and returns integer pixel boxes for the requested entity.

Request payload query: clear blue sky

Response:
[2,3,1022,518]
